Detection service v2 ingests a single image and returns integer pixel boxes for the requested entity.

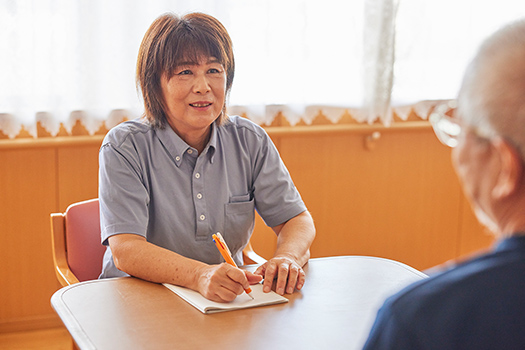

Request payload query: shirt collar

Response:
[494,234,525,253]
[155,123,217,167]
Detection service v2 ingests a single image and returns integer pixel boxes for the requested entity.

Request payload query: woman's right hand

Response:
[196,263,262,302]
[108,234,262,302]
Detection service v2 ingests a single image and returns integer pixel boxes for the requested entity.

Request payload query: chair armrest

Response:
[50,213,80,286]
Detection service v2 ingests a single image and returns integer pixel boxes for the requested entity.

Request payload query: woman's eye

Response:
[177,69,192,75]
[208,68,221,74]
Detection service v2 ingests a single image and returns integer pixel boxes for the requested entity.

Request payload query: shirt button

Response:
[175,156,181,161]
[195,173,200,179]
[196,193,203,199]
[200,214,206,221]
[187,149,193,154]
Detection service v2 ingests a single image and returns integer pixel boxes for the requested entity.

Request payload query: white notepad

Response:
[163,283,288,314]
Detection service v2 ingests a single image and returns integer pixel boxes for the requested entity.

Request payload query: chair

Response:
[50,199,105,286]
[50,198,266,287]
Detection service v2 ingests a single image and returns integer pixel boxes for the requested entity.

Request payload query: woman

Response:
[99,12,315,302]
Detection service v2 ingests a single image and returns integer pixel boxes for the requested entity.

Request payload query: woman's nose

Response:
[193,74,211,94]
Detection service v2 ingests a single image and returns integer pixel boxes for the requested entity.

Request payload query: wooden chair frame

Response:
[50,211,82,286]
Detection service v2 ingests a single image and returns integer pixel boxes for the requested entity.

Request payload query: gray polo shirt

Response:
[99,115,307,278]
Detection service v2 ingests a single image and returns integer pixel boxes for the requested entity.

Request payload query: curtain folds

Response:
[363,0,398,126]
[1,0,525,138]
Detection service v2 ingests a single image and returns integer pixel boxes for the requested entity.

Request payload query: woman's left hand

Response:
[254,255,305,295]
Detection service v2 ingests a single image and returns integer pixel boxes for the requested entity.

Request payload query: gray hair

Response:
[457,19,525,160]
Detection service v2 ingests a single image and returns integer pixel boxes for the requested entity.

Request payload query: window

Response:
[1,0,524,138]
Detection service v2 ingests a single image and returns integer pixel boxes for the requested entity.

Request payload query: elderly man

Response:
[363,19,525,349]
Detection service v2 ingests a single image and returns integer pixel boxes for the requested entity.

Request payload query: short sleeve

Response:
[98,140,149,245]
[250,129,307,227]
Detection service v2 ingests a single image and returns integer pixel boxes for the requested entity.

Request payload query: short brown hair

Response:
[136,12,235,128]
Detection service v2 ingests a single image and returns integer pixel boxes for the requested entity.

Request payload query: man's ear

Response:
[491,137,523,199]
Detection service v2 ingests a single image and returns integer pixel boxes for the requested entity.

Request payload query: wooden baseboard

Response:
[0,314,63,333]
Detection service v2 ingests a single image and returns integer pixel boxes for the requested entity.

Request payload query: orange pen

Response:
[212,232,254,299]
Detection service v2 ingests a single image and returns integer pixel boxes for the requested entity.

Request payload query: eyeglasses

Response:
[429,103,462,148]
[430,103,495,148]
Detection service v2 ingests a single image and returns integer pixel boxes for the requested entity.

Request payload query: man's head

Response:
[457,20,525,158]
[450,19,525,236]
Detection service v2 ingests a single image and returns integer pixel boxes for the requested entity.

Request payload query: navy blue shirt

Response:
[99,116,307,278]
[363,235,525,349]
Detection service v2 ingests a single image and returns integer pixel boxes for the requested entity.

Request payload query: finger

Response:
[262,261,278,293]
[254,263,266,276]
[224,265,250,290]
[213,286,239,303]
[200,278,240,303]
[203,266,245,301]
[286,264,300,294]
[295,268,306,290]
[245,271,263,284]
[275,262,290,295]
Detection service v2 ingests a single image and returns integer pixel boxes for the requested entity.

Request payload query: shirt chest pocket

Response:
[223,195,255,254]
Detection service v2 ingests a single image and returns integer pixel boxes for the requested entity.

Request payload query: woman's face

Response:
[161,56,226,139]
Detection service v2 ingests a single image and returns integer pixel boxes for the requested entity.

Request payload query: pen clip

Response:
[214,232,233,256]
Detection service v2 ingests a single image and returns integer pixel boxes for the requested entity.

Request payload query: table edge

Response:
[50,256,426,349]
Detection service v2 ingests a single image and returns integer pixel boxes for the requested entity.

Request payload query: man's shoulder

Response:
[386,249,521,317]
[372,248,525,348]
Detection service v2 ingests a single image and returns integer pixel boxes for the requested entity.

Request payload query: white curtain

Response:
[363,0,398,125]
[1,0,525,138]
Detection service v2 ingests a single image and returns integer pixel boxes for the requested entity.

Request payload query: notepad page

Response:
[162,283,288,314]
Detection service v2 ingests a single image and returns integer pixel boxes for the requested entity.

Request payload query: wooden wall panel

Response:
[57,144,101,211]
[0,148,61,331]
[263,128,464,270]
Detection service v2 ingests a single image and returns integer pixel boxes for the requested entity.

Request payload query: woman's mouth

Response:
[190,102,212,107]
